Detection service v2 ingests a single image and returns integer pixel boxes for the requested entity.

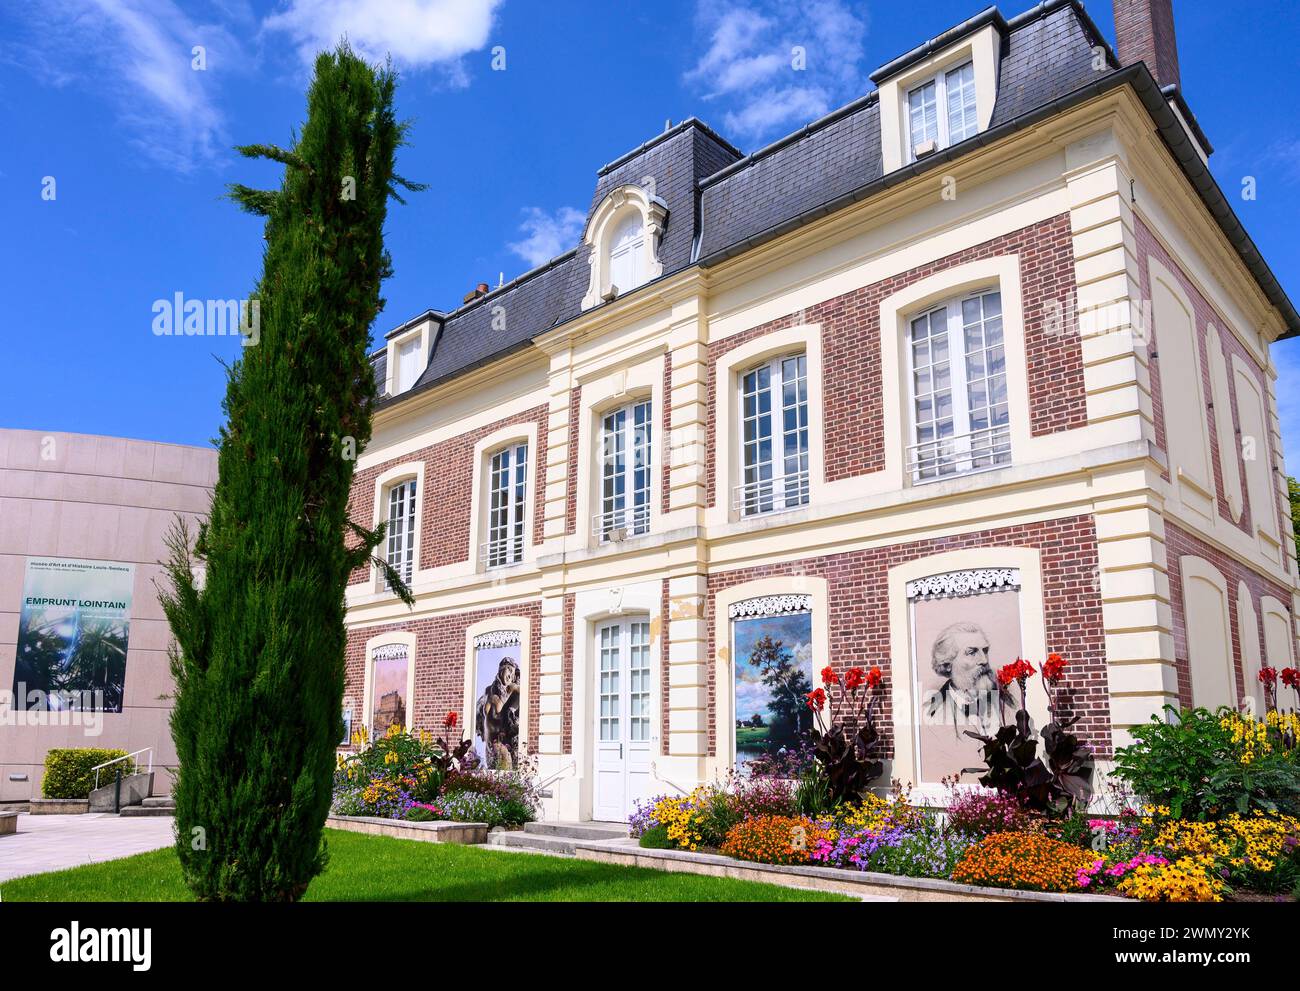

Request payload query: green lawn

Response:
[1,828,850,902]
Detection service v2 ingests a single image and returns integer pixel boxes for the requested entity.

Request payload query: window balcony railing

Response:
[732,469,810,518]
[908,424,1011,485]
[591,504,650,543]
[480,533,525,569]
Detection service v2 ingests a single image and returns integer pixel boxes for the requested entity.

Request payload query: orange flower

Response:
[951,832,1093,893]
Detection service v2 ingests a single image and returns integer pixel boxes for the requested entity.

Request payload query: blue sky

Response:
[2,0,1298,456]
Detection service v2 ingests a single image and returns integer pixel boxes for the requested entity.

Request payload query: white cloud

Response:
[507,206,585,269]
[684,0,869,143]
[263,0,503,75]
[4,0,242,173]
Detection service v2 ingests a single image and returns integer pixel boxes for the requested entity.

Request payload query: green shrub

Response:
[639,823,671,849]
[1114,706,1300,819]
[42,749,134,799]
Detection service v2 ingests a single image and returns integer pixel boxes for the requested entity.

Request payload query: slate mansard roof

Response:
[375,0,1298,406]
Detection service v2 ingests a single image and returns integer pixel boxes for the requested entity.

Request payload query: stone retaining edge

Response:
[572,839,1130,903]
[325,815,488,845]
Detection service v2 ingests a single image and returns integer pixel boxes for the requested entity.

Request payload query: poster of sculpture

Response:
[370,644,408,736]
[732,611,814,770]
[474,641,521,769]
[12,557,135,711]
[911,582,1022,784]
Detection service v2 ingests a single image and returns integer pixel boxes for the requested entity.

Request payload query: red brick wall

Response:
[561,593,575,753]
[1164,520,1293,709]
[346,405,549,584]
[344,601,542,753]
[704,215,1086,506]
[1135,214,1280,542]
[565,388,581,536]
[1114,0,1180,88]
[706,514,1111,758]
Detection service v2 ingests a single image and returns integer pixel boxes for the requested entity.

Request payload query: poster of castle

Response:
[12,557,135,712]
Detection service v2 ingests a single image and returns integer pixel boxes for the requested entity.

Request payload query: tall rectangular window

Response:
[486,443,528,567]
[396,337,421,392]
[907,79,938,152]
[737,354,809,516]
[597,399,652,540]
[908,290,1009,482]
[907,61,977,159]
[385,479,417,585]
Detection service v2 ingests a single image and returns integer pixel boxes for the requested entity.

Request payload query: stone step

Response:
[524,820,627,842]
[119,805,174,817]
[486,830,577,855]
[141,796,176,808]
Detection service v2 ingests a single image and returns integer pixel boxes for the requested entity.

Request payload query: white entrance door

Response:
[593,619,654,822]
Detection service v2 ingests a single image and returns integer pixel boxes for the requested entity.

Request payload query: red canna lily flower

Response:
[1042,653,1067,683]
[866,666,884,689]
[1259,667,1279,686]
[445,710,459,727]
[844,666,866,690]
[998,658,1036,687]
[1282,668,1300,689]
[805,687,827,711]
[821,665,839,687]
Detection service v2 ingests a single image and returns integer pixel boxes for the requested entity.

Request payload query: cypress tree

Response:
[161,44,421,902]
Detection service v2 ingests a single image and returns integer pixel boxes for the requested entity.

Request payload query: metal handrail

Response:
[92,747,153,791]
[732,468,810,516]
[907,424,1011,483]
[650,762,691,796]
[591,504,650,541]
[479,533,525,569]
[535,760,577,793]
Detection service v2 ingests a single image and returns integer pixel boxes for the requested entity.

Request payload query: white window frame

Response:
[384,477,418,585]
[594,398,653,541]
[906,288,1011,484]
[369,463,424,595]
[906,60,977,160]
[607,214,645,296]
[734,352,810,517]
[484,442,529,569]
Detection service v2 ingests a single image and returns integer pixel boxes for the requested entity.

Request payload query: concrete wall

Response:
[0,429,216,800]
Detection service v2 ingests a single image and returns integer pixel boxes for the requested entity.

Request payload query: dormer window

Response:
[873,18,1002,175]
[907,61,977,159]
[382,315,437,397]
[581,184,668,310]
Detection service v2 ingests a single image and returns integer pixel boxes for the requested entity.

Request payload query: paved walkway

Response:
[0,813,174,882]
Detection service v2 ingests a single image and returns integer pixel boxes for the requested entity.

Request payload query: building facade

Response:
[342,0,1300,822]
[0,429,217,801]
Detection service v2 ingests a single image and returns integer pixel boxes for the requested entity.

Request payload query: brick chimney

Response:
[1113,0,1181,88]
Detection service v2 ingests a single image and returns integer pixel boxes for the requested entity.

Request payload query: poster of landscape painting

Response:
[732,611,813,770]
[911,585,1022,784]
[473,643,521,770]
[369,644,409,736]
[12,557,135,711]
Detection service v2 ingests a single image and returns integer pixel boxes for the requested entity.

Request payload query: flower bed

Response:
[331,717,541,829]
[628,655,1300,903]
